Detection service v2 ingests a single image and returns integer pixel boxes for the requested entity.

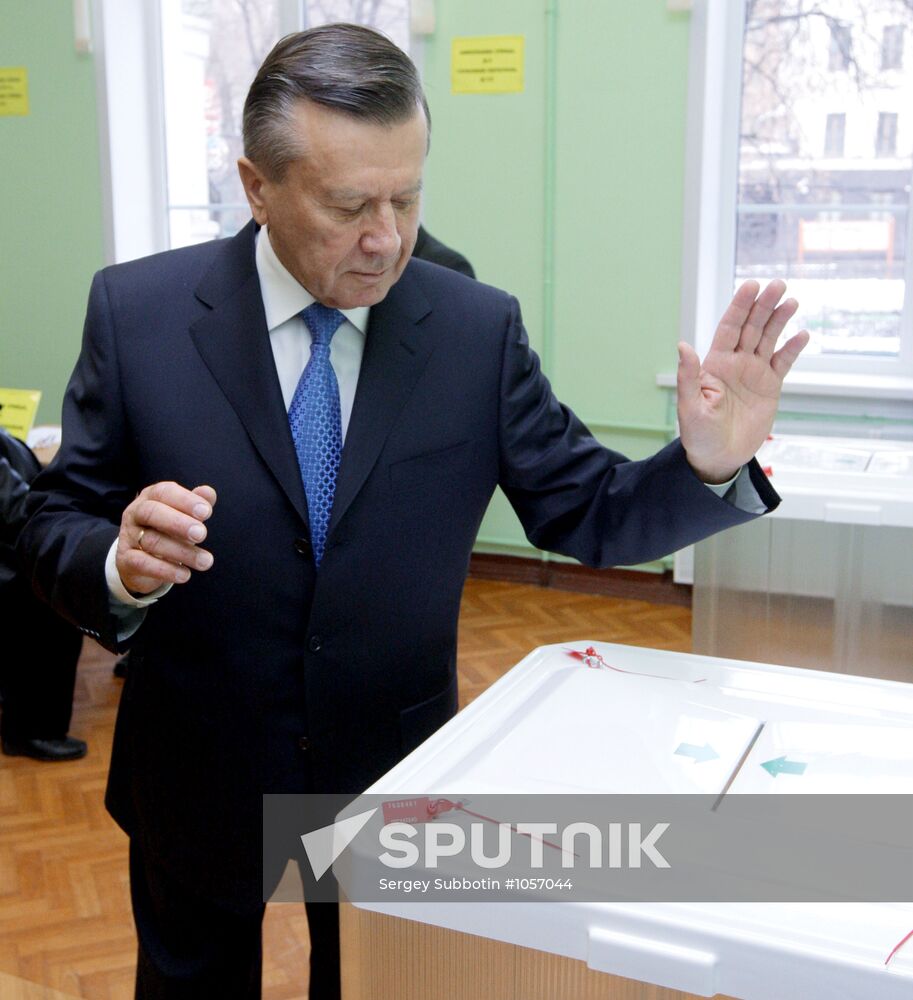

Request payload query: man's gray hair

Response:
[243,22,431,180]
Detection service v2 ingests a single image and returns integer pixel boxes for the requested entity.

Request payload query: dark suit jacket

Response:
[20,221,777,908]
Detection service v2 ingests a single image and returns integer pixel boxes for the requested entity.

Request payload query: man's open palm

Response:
[677,279,809,484]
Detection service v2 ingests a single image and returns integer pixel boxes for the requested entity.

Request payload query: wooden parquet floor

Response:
[0,577,690,999]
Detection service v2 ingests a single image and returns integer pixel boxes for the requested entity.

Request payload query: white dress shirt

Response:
[257,227,368,440]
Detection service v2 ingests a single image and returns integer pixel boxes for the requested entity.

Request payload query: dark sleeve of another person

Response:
[0,430,41,544]
[413,225,476,279]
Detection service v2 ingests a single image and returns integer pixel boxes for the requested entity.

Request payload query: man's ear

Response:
[237,157,269,226]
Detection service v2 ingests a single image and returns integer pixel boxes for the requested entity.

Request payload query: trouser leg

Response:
[0,579,82,742]
[304,901,341,1000]
[130,839,265,1000]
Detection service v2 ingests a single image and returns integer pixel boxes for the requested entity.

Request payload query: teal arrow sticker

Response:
[761,755,807,778]
[674,742,719,763]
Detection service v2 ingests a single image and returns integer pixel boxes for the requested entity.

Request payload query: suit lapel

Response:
[189,222,309,525]
[328,265,434,535]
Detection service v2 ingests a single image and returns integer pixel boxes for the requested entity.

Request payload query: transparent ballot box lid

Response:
[354,642,913,999]
[756,434,913,526]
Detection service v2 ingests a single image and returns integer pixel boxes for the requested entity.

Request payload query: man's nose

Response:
[361,204,401,259]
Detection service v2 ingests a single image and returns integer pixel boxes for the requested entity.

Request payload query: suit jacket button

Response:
[308,635,322,653]
[294,537,312,556]
[298,736,311,751]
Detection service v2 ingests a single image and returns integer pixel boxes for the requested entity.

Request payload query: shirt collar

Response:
[255,226,369,335]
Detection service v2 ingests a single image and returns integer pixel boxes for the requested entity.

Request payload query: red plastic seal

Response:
[381,797,462,825]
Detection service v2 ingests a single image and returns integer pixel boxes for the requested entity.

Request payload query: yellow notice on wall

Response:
[0,389,41,440]
[451,36,524,94]
[0,67,29,116]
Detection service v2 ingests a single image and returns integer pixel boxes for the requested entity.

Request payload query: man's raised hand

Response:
[677,279,809,485]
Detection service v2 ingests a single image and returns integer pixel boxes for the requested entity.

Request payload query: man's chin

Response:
[332,275,397,309]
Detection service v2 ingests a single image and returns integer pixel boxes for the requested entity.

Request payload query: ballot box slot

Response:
[711,721,766,811]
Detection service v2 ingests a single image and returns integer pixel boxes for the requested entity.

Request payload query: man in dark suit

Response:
[20,23,807,1000]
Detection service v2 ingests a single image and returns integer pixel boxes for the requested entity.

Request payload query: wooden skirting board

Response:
[469,553,692,608]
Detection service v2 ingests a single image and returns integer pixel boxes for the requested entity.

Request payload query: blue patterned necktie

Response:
[289,302,346,567]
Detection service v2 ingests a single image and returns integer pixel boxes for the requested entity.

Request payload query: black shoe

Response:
[1,736,88,761]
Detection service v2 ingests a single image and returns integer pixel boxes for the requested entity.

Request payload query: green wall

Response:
[0,1,105,426]
[422,1,690,564]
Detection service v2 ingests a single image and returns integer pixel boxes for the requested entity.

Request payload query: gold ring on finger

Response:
[137,529,146,552]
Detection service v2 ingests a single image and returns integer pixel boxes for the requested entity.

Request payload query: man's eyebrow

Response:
[326,181,424,202]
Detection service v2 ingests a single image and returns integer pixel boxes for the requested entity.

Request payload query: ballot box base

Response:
[340,902,735,1000]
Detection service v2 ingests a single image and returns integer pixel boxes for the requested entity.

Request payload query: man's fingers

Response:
[140,481,215,519]
[708,280,802,364]
[736,279,787,354]
[192,485,218,511]
[121,547,193,586]
[131,497,208,544]
[130,482,216,545]
[754,296,799,361]
[116,480,218,594]
[710,280,760,353]
[132,527,214,571]
[676,342,706,422]
[676,342,702,394]
[770,329,810,379]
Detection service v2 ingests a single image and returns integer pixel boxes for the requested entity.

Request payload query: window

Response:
[882,24,905,70]
[682,0,913,385]
[738,5,910,369]
[876,111,899,157]
[160,0,281,249]
[828,22,851,71]
[159,0,412,249]
[824,113,846,157]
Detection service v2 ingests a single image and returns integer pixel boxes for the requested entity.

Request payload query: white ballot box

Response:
[692,434,913,682]
[340,641,913,1000]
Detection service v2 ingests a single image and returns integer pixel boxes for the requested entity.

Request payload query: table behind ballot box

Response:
[339,641,913,1000]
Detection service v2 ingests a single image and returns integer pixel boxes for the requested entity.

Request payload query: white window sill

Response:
[655,371,913,401]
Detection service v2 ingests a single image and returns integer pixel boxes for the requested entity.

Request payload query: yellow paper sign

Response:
[451,36,524,94]
[0,389,41,440]
[0,67,29,116]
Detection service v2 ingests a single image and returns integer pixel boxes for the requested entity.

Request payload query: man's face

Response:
[239,100,427,309]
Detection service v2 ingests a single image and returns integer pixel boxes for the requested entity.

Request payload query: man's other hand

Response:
[676,279,809,485]
[116,482,217,595]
